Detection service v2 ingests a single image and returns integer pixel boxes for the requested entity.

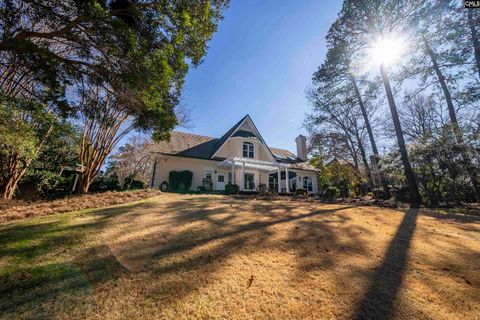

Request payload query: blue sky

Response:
[179,0,343,153]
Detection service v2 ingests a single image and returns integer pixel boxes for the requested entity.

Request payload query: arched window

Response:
[243,142,254,158]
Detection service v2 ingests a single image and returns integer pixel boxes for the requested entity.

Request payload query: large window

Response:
[243,142,254,158]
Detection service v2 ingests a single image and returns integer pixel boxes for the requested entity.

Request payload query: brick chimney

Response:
[295,135,307,161]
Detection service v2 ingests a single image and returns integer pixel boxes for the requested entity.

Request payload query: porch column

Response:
[277,168,281,194]
[231,160,235,184]
[241,161,245,191]
[312,174,318,194]
[285,167,290,194]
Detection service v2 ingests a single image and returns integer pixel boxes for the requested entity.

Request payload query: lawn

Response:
[0,194,479,319]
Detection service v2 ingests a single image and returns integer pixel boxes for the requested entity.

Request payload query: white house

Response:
[151,115,319,194]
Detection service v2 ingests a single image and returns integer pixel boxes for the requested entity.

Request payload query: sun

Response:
[367,36,406,66]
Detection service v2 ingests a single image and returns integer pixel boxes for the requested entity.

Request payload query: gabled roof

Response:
[270,147,304,164]
[210,115,249,157]
[154,115,307,164]
[155,131,221,160]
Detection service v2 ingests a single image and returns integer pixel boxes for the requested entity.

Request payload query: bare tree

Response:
[110,135,155,189]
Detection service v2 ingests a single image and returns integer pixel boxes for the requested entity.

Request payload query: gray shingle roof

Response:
[154,115,313,170]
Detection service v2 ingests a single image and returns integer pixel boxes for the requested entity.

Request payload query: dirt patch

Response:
[0,189,161,223]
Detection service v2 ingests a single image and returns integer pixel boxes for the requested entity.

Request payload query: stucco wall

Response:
[151,155,271,191]
[214,137,273,161]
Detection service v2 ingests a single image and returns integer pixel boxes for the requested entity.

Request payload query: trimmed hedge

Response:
[168,170,193,192]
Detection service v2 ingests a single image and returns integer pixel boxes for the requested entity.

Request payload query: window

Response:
[205,168,213,181]
[218,175,224,182]
[303,177,313,192]
[228,172,232,184]
[269,175,277,190]
[243,142,254,158]
[244,173,255,190]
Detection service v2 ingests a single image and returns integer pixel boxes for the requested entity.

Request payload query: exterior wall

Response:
[151,155,220,191]
[272,169,318,194]
[151,155,271,192]
[214,137,274,162]
[292,170,318,194]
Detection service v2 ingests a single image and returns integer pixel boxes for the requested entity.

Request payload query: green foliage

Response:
[0,93,66,198]
[224,183,239,195]
[168,170,193,192]
[22,169,69,199]
[89,174,120,192]
[324,186,340,200]
[317,159,364,198]
[0,0,230,140]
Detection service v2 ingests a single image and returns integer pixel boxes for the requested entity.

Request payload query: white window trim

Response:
[242,141,255,159]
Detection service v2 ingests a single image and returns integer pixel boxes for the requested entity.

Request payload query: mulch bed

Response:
[0,189,162,223]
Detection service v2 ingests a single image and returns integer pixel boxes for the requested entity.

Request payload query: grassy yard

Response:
[0,194,479,319]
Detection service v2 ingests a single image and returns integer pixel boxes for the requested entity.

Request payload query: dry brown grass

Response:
[0,194,479,319]
[0,189,161,223]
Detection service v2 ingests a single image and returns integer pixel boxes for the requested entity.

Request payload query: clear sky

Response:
[179,0,343,153]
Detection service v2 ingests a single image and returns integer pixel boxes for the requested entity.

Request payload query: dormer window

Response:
[243,142,254,158]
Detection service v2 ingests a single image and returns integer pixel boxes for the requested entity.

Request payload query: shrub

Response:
[89,174,120,192]
[295,188,308,197]
[22,169,68,198]
[224,183,239,195]
[390,186,410,202]
[325,186,340,199]
[169,170,193,192]
[372,188,387,199]
[124,177,145,190]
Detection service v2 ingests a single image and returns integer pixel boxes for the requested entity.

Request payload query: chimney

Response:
[295,135,307,161]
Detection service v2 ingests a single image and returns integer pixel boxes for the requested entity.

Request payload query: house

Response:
[151,115,319,194]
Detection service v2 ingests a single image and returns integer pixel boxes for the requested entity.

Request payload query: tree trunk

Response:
[423,36,479,200]
[468,10,480,81]
[350,73,390,197]
[78,173,92,194]
[380,64,421,207]
[358,138,375,191]
[350,73,379,155]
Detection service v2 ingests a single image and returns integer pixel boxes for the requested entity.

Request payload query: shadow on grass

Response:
[353,208,419,320]
[0,201,158,317]
[0,196,369,318]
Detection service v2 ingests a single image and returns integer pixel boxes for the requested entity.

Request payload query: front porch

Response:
[217,157,318,194]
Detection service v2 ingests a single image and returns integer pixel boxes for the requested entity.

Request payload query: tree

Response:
[0,94,62,199]
[306,81,375,190]
[0,0,229,114]
[109,135,155,189]
[335,0,423,206]
[1,1,229,195]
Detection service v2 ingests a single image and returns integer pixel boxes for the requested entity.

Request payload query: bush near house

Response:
[295,188,308,197]
[169,170,193,192]
[224,183,240,195]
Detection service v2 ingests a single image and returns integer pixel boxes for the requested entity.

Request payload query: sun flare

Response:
[368,36,406,66]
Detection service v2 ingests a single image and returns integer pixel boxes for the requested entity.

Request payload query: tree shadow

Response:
[352,208,419,320]
[0,196,366,318]
[0,202,158,317]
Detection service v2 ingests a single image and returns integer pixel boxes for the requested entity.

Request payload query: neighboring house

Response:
[151,115,319,194]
